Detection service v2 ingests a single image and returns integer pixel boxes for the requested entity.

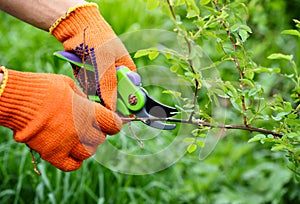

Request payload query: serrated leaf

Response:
[267,53,293,61]
[187,144,197,153]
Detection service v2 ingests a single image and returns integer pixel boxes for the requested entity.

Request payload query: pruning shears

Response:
[53,51,178,130]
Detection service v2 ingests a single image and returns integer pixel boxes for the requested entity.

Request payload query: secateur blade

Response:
[132,89,177,130]
[145,93,178,118]
[135,107,177,130]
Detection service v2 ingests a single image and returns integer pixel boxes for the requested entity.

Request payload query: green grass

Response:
[0,0,299,203]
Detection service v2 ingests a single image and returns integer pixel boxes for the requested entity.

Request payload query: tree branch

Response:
[121,117,283,138]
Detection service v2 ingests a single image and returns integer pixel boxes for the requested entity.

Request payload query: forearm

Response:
[0,0,86,31]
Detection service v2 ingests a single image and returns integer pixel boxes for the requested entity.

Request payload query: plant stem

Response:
[213,1,248,127]
[29,149,41,176]
[165,0,201,121]
[166,0,176,20]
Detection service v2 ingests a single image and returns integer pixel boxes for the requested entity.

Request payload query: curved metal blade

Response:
[144,93,178,118]
[135,107,176,130]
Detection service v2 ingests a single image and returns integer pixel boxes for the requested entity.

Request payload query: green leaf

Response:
[286,132,298,139]
[187,144,197,153]
[170,64,179,72]
[134,49,151,58]
[225,81,237,95]
[134,47,158,59]
[196,140,205,147]
[253,67,281,74]
[288,114,298,119]
[267,53,293,61]
[238,29,250,42]
[239,24,252,33]
[200,0,210,5]
[183,137,196,143]
[271,144,286,151]
[148,51,160,60]
[244,69,254,80]
[230,97,242,111]
[230,24,252,34]
[240,79,255,87]
[187,10,199,18]
[248,134,266,143]
[162,90,182,98]
[281,29,300,37]
[186,0,200,18]
[146,0,160,9]
[191,129,207,137]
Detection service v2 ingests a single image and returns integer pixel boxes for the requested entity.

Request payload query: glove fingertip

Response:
[95,103,122,135]
[56,157,83,172]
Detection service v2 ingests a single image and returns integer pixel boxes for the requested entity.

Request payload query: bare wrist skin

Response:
[0,73,3,85]
[0,0,86,31]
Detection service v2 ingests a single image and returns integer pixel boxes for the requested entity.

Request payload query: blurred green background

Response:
[0,0,299,203]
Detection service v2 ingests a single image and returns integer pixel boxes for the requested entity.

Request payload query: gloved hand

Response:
[0,66,122,171]
[50,3,136,111]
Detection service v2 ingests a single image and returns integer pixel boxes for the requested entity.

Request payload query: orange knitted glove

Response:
[0,66,122,171]
[50,3,136,111]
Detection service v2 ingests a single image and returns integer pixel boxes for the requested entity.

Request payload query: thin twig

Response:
[82,26,89,97]
[29,149,41,176]
[128,122,144,149]
[184,38,201,122]
[166,0,176,20]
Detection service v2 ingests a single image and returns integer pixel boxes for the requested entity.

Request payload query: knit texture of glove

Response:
[50,3,136,111]
[0,66,122,171]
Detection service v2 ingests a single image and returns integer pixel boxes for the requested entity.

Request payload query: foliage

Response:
[135,0,300,180]
[0,0,299,203]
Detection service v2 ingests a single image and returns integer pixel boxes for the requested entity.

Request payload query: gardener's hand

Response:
[50,3,136,111]
[0,67,122,171]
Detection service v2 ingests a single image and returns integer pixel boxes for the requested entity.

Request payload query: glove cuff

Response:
[0,67,48,132]
[49,3,112,45]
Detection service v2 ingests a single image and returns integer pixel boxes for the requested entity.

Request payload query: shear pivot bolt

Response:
[128,94,138,105]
